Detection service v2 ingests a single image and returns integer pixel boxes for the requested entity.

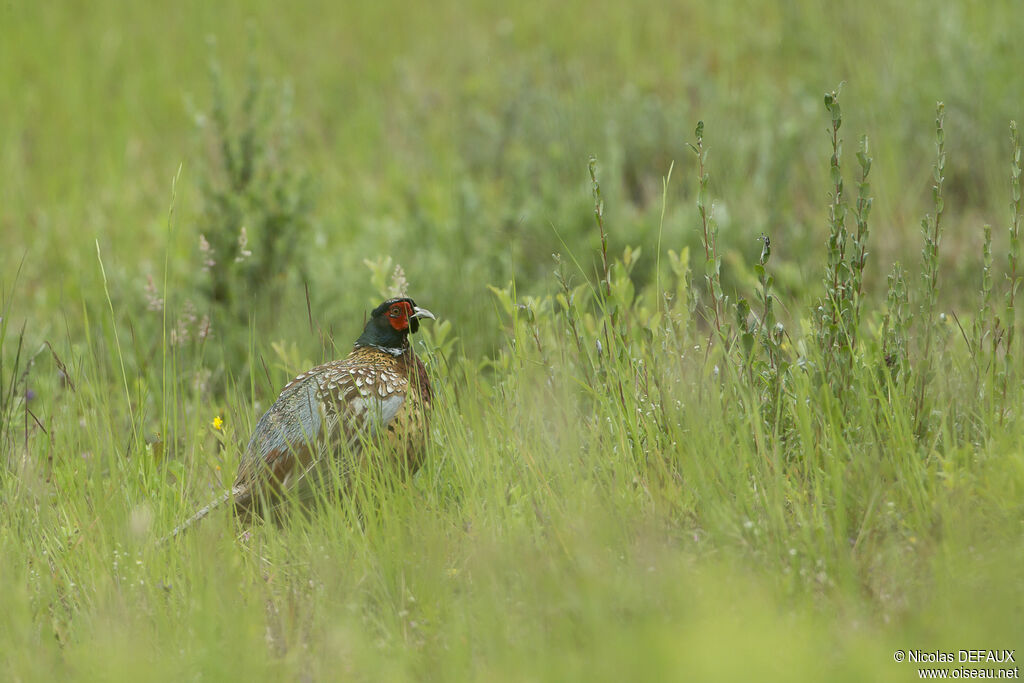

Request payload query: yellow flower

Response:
[212,416,224,431]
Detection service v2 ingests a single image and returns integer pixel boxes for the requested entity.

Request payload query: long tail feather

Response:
[160,486,245,544]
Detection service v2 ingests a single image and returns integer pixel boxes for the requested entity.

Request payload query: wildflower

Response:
[192,367,212,395]
[144,274,164,312]
[199,234,216,271]
[171,322,187,346]
[181,299,198,326]
[389,263,408,297]
[212,416,224,431]
[235,226,253,263]
[172,300,200,347]
[197,314,211,341]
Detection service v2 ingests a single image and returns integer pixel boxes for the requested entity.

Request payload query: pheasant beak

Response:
[411,306,435,321]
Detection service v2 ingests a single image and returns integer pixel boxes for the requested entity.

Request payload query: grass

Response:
[2,0,1023,680]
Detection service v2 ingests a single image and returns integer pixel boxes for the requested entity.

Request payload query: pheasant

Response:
[167,297,435,539]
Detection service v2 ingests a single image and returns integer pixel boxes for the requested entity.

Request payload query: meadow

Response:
[1,1,1022,680]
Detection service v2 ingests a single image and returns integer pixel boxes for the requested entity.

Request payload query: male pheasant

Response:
[167,297,434,538]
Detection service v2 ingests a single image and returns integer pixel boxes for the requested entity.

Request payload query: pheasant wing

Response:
[233,356,409,515]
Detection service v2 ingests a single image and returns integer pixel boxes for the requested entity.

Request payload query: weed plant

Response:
[191,53,315,381]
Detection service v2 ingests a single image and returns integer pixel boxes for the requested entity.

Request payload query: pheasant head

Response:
[355,297,435,354]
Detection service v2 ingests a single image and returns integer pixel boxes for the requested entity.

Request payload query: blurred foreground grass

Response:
[1,0,1022,680]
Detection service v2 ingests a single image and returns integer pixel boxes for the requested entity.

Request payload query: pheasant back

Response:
[233,345,432,520]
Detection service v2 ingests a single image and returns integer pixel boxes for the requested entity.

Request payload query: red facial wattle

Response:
[387,301,414,331]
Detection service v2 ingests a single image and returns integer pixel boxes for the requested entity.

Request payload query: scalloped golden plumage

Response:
[231,344,432,520]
